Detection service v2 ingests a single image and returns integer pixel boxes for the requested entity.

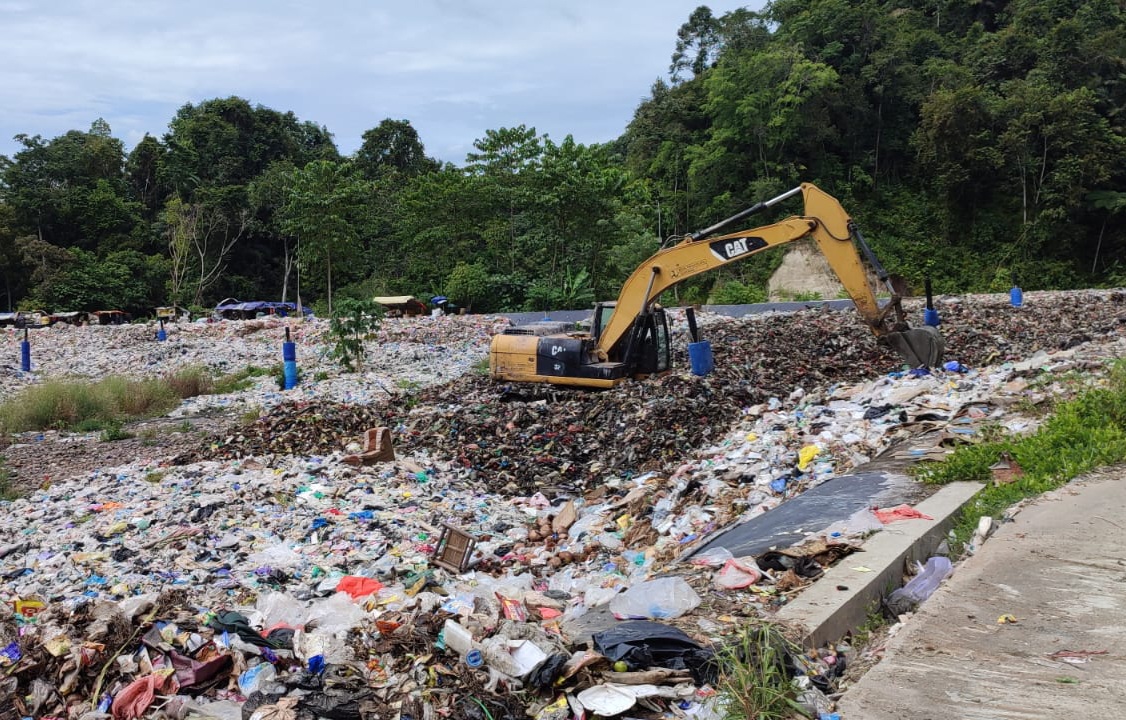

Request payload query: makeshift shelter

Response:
[372,296,428,318]
[90,310,132,325]
[213,300,313,320]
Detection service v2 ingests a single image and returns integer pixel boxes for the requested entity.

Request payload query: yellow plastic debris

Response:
[798,445,821,471]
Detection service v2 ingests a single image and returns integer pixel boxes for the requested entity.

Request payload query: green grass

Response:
[0,377,179,433]
[918,361,1126,553]
[0,457,15,500]
[214,364,273,394]
[852,600,889,647]
[163,365,214,398]
[0,364,277,434]
[100,421,134,442]
[165,364,274,397]
[717,624,808,720]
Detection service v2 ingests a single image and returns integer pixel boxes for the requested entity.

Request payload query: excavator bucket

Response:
[885,325,945,368]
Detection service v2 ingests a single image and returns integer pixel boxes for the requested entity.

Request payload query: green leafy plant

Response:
[100,421,133,442]
[328,298,384,371]
[710,280,767,305]
[717,624,807,720]
[445,262,492,313]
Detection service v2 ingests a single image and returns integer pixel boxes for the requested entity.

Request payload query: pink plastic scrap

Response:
[873,504,934,523]
[111,672,177,720]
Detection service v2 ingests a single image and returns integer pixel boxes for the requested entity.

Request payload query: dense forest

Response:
[1,0,1124,316]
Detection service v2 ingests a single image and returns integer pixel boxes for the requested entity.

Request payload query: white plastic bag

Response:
[255,591,306,629]
[610,577,701,619]
[238,663,277,695]
[304,592,366,635]
[886,556,952,615]
[247,543,303,569]
[690,547,734,567]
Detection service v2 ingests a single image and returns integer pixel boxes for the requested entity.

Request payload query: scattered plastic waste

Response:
[610,577,702,619]
[886,556,954,615]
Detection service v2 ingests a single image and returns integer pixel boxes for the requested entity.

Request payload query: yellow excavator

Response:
[489,182,944,388]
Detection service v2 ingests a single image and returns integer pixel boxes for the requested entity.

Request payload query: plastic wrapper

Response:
[610,577,701,619]
[304,593,366,635]
[715,557,762,589]
[255,591,306,629]
[247,543,303,569]
[690,547,734,567]
[886,556,953,615]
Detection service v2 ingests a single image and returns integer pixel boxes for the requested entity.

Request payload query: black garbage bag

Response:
[300,687,373,720]
[208,610,278,648]
[593,620,716,684]
[242,690,287,720]
[527,652,569,691]
[757,552,823,579]
[266,626,296,649]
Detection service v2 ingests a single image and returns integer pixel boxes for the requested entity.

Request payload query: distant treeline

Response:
[1,0,1123,316]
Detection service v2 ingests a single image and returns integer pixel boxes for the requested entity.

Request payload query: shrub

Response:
[0,377,178,432]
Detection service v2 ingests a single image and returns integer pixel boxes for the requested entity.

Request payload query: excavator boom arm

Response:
[596,183,897,356]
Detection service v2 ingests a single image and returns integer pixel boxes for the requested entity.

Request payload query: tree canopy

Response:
[1,0,1123,316]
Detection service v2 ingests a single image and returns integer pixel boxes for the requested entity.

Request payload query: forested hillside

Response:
[2,0,1123,316]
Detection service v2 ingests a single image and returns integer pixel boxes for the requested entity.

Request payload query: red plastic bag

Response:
[336,576,384,599]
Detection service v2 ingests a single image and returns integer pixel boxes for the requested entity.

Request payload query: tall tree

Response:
[280,160,369,315]
[354,119,439,181]
[670,5,722,81]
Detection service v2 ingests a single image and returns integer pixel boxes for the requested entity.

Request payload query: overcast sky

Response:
[1,0,758,164]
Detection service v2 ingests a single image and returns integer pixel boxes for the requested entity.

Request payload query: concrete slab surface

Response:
[777,481,982,648]
[839,469,1126,719]
[690,467,932,560]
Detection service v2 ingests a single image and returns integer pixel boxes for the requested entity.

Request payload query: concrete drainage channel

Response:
[776,481,984,647]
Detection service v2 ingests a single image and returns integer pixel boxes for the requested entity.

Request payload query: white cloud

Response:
[0,0,760,163]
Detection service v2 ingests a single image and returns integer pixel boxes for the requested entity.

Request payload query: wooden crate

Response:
[432,524,476,574]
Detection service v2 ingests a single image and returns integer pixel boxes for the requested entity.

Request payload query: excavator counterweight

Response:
[489,183,944,387]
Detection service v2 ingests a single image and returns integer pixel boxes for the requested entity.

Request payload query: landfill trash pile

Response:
[191,290,1126,495]
[0,315,508,405]
[1,290,1125,719]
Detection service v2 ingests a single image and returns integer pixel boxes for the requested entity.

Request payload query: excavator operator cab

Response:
[591,301,616,343]
[629,308,671,375]
[594,301,670,376]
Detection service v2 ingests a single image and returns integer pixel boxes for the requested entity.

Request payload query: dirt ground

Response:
[0,413,233,494]
[838,467,1126,719]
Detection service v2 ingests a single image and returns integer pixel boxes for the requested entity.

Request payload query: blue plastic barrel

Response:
[283,340,298,389]
[687,340,714,376]
[157,328,167,341]
[923,308,941,327]
[1009,286,1023,308]
[20,340,31,372]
